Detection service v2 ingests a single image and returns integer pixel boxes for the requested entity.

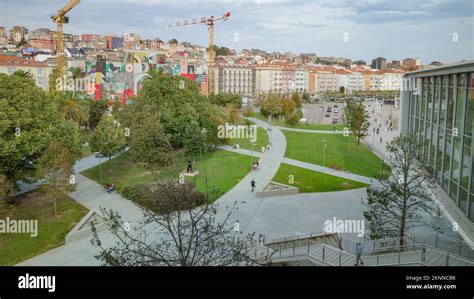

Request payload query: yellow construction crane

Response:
[168,12,231,96]
[51,0,81,79]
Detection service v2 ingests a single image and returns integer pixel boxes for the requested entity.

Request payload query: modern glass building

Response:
[400,61,474,242]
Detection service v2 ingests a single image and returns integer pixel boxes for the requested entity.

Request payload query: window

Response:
[465,73,474,137]
[455,74,467,135]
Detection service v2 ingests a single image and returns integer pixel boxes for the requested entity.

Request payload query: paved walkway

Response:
[274,126,345,134]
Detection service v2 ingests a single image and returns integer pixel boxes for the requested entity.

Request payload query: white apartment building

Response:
[337,70,364,94]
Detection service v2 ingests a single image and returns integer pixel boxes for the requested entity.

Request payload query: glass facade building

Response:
[401,62,474,224]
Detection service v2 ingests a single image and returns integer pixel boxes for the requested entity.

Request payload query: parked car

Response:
[327,107,332,112]
[325,113,330,117]
[334,104,338,108]
[334,109,338,113]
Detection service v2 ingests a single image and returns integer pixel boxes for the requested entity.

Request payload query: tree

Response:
[281,98,297,117]
[183,121,207,158]
[210,93,242,108]
[12,70,33,80]
[302,92,310,102]
[88,99,109,130]
[285,111,301,127]
[67,67,85,94]
[0,74,81,202]
[137,73,213,148]
[168,38,178,45]
[90,116,126,172]
[225,104,241,125]
[348,102,370,145]
[291,92,302,109]
[243,105,254,118]
[36,141,76,216]
[91,180,260,266]
[119,98,172,167]
[259,93,282,117]
[363,135,434,247]
[57,91,90,126]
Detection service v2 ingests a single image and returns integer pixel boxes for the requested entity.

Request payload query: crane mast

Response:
[168,12,231,96]
[51,0,81,79]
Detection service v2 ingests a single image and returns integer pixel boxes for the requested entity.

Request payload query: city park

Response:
[0,68,426,266]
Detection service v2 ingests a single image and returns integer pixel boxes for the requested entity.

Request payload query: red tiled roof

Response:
[0,55,48,67]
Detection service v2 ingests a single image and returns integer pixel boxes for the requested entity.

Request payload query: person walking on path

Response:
[251,179,256,192]
[355,242,364,266]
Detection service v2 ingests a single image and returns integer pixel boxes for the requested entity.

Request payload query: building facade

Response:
[400,61,474,243]
[0,55,53,90]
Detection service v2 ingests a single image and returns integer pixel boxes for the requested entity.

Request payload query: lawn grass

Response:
[272,163,368,193]
[253,112,347,131]
[228,121,269,151]
[81,150,251,202]
[283,131,390,179]
[0,190,88,266]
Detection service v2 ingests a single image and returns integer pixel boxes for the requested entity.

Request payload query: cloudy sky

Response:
[0,0,472,63]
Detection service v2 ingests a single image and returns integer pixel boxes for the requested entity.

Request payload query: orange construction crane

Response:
[168,12,231,96]
[51,0,81,79]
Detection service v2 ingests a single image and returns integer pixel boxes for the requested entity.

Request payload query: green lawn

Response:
[228,121,269,151]
[283,131,390,179]
[253,112,347,131]
[272,163,368,193]
[81,150,251,202]
[0,190,88,266]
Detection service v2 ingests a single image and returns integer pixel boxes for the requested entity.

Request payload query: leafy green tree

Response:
[137,73,210,147]
[89,99,109,130]
[36,141,76,216]
[210,93,242,108]
[259,93,282,117]
[57,91,90,126]
[119,98,172,167]
[302,92,310,102]
[12,70,33,80]
[67,67,85,94]
[0,74,80,201]
[90,116,126,172]
[291,92,302,108]
[349,102,370,145]
[183,121,207,158]
[285,111,301,127]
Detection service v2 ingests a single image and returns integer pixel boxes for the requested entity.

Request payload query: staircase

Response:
[257,232,474,267]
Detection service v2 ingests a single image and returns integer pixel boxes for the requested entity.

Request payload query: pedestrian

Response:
[267,144,270,151]
[355,242,364,266]
[252,162,256,171]
[261,146,265,153]
[379,136,383,143]
[256,161,260,168]
[251,179,256,192]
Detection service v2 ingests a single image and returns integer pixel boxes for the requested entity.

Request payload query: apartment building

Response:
[336,69,364,94]
[9,26,28,44]
[0,55,53,90]
[308,67,339,94]
[215,64,253,97]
